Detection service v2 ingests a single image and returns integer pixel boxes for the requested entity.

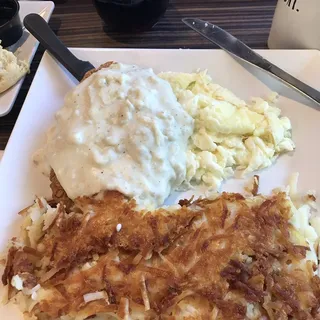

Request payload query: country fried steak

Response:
[2,183,320,319]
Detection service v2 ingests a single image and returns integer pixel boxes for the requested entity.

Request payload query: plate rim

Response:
[0,0,55,117]
[1,47,320,261]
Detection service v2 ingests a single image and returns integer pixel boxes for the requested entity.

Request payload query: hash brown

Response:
[2,188,320,319]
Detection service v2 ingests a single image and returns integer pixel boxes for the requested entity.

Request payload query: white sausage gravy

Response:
[34,63,193,208]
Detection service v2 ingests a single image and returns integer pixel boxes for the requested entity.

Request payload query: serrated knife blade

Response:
[183,18,320,106]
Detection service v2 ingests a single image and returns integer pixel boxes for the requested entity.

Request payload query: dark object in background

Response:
[93,0,169,32]
[0,0,23,47]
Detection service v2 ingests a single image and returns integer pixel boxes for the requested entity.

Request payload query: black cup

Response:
[0,0,23,47]
[93,0,170,32]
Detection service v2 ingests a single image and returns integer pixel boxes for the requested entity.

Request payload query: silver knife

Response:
[182,18,320,106]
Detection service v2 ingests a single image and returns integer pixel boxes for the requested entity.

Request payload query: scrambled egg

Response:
[286,174,320,267]
[159,71,295,190]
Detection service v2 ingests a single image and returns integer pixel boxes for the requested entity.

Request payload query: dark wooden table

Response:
[0,0,277,149]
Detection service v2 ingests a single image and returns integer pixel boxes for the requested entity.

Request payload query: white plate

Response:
[0,48,320,318]
[0,1,55,116]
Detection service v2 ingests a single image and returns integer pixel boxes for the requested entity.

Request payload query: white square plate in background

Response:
[0,48,319,318]
[0,1,55,116]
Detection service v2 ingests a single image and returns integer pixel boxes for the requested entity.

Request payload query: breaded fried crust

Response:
[82,61,114,80]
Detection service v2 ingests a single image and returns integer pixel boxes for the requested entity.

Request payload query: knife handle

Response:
[267,64,320,105]
[24,14,95,82]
